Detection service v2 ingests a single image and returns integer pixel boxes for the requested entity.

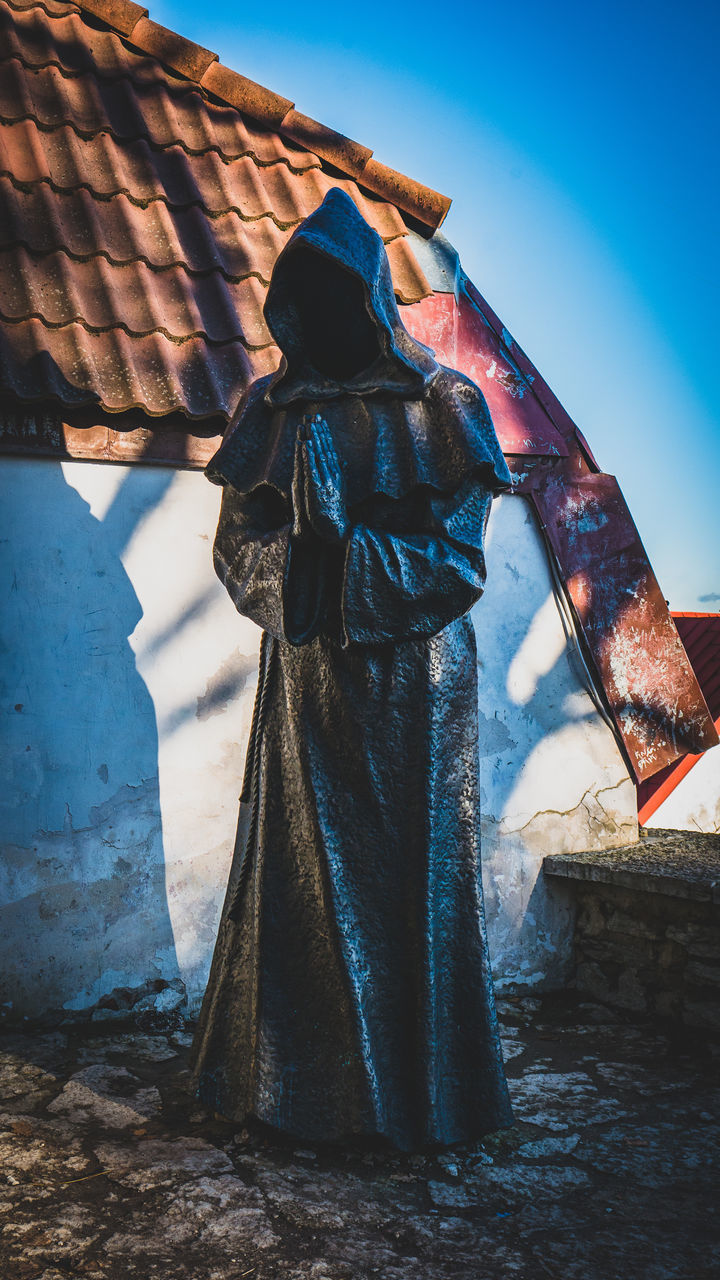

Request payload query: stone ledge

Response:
[544,829,720,903]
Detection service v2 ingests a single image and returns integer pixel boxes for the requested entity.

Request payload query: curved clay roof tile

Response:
[69,0,451,229]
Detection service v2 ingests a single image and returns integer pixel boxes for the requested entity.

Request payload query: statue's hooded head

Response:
[264,189,438,404]
[209,189,511,500]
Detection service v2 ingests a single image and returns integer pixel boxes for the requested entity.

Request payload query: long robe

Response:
[190,189,514,1150]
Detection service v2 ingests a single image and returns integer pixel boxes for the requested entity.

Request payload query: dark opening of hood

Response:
[272,248,382,381]
[263,188,438,404]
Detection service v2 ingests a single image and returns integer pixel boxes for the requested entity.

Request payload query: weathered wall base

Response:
[545,831,720,1031]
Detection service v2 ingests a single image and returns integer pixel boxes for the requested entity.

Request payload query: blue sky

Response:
[156,0,719,608]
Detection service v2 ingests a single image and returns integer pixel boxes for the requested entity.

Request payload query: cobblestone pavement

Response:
[1,993,718,1280]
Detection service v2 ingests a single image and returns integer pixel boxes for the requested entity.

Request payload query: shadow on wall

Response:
[474,496,637,994]
[0,456,182,1021]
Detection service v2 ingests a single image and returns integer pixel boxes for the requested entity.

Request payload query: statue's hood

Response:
[263,188,438,404]
[207,190,512,502]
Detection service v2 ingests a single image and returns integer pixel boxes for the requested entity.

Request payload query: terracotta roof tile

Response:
[0,0,434,419]
[0,315,279,415]
[1,2,141,75]
[0,176,288,274]
[0,245,277,343]
[384,237,436,306]
[280,110,372,178]
[11,0,79,17]
[361,158,451,228]
[200,59,292,130]
[128,15,216,81]
[0,177,420,300]
[79,0,146,38]
[8,0,451,230]
[0,116,411,241]
[0,22,317,161]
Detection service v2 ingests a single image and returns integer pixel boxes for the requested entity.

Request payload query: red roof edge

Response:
[637,611,720,818]
[638,717,720,825]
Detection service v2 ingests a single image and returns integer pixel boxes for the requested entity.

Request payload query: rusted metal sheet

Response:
[461,278,586,450]
[404,269,719,781]
[523,465,719,780]
[404,286,570,456]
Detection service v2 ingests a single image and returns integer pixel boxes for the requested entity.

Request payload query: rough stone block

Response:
[666,923,720,961]
[576,895,607,937]
[590,933,658,964]
[685,960,720,989]
[654,989,683,1020]
[656,939,689,972]
[565,869,720,1029]
[574,960,614,1002]
[615,969,649,1013]
[604,908,657,939]
[683,998,720,1031]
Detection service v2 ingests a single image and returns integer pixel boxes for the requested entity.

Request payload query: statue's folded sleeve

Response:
[213,484,339,645]
[341,478,494,645]
[214,474,494,648]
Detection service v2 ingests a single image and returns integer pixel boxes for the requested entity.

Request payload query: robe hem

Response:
[193,1084,514,1153]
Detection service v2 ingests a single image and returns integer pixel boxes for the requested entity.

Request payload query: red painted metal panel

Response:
[637,717,720,825]
[403,287,569,457]
[413,268,720,784]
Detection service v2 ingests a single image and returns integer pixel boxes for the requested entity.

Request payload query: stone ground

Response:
[1,993,718,1280]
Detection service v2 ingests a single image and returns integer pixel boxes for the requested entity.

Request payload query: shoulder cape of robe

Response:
[206,361,512,508]
[190,189,514,1148]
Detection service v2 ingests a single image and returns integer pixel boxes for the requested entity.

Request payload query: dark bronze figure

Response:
[190,189,514,1150]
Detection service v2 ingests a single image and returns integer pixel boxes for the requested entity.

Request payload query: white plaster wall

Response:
[474,495,638,991]
[0,458,258,1020]
[0,460,637,1020]
[644,740,720,834]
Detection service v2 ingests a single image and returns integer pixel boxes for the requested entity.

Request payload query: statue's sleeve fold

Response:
[341,478,494,645]
[213,484,332,644]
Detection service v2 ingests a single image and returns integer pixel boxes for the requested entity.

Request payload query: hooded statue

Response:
[190,189,514,1150]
